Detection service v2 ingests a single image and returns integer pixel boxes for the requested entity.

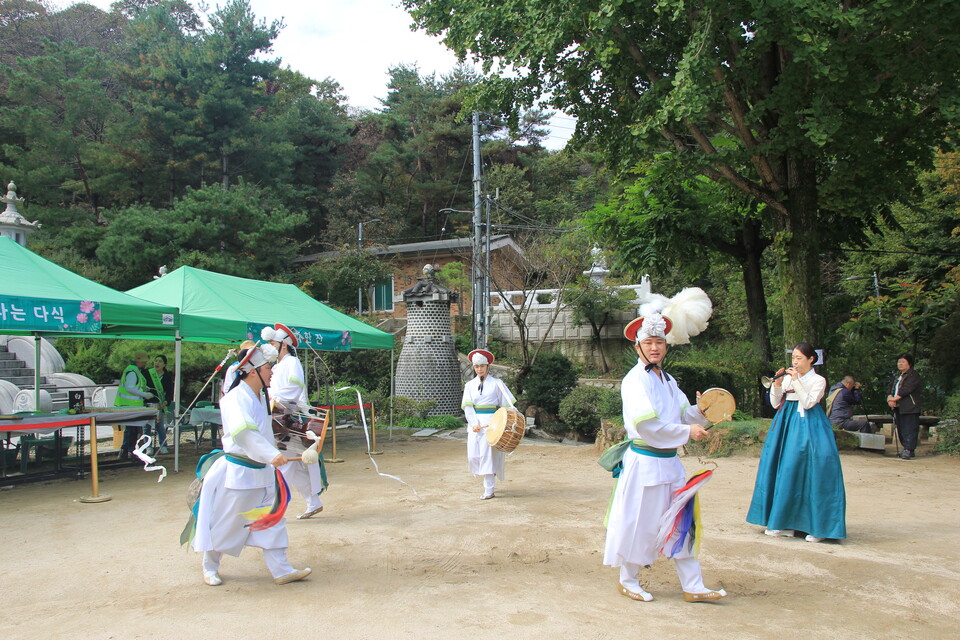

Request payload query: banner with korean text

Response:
[0,296,102,333]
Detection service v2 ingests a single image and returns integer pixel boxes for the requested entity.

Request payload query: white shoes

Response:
[619,583,654,602]
[480,492,495,500]
[203,572,222,586]
[764,529,794,537]
[274,567,312,585]
[297,506,324,519]
[684,588,727,603]
[805,535,825,543]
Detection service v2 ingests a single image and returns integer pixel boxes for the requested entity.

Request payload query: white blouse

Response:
[769,368,826,417]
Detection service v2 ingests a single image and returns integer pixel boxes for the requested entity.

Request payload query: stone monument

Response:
[394,264,462,416]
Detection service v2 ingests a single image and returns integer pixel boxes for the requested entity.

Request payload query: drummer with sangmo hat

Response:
[602,287,727,603]
[461,349,516,500]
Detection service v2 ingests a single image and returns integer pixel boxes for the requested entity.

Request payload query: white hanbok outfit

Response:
[192,382,297,579]
[461,374,516,495]
[270,352,324,513]
[603,359,710,594]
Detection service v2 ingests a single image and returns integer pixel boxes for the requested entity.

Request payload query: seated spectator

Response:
[827,376,874,433]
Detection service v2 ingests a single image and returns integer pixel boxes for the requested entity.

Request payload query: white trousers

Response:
[619,557,707,593]
[483,474,496,495]
[203,548,296,580]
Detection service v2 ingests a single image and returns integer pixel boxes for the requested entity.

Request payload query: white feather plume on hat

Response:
[661,287,712,345]
[260,326,277,342]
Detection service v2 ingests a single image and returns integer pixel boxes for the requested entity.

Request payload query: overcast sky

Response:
[57,0,575,149]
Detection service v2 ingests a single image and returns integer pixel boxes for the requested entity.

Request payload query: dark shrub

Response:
[558,385,620,440]
[521,351,577,414]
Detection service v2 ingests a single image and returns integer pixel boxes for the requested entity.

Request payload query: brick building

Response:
[295,235,526,323]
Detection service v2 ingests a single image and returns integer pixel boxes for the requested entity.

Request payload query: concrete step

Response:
[0,365,31,375]
[2,376,44,386]
[0,352,18,360]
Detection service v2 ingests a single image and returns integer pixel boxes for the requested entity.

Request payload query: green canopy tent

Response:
[126,266,395,471]
[126,266,392,349]
[0,237,181,407]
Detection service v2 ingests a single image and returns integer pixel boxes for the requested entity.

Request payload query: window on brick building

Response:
[373,276,394,312]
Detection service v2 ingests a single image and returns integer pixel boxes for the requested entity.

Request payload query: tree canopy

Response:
[404,0,960,348]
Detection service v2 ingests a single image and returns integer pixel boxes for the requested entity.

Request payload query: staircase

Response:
[0,344,68,410]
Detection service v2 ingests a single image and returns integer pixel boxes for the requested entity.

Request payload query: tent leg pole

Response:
[369,404,381,455]
[324,388,343,463]
[174,332,182,473]
[389,347,394,440]
[34,333,41,410]
[80,417,111,503]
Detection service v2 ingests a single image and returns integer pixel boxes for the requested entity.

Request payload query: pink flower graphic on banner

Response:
[79,300,95,313]
[93,309,101,321]
[77,313,88,323]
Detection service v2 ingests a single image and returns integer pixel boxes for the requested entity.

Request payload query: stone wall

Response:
[489,304,639,369]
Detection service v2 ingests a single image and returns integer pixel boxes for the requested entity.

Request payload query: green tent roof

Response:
[0,237,180,337]
[126,266,394,350]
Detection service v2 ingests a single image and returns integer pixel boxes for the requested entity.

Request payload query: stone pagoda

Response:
[0,181,39,246]
[394,264,462,416]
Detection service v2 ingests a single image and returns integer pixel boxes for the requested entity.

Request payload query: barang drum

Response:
[485,407,526,453]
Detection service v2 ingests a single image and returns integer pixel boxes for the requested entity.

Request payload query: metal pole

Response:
[389,347,394,439]
[369,403,382,455]
[325,390,343,463]
[357,221,363,315]
[33,333,41,410]
[174,331,182,473]
[472,111,482,349]
[872,270,882,320]
[80,416,111,503]
[484,195,492,347]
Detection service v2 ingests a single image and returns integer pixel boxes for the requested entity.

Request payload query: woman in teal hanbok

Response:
[747,343,846,542]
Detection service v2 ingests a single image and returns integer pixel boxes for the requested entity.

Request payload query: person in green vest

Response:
[147,354,175,455]
[114,352,156,459]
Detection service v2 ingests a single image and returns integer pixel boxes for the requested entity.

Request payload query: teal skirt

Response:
[747,401,847,539]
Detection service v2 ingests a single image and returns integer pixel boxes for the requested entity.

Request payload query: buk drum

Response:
[697,388,736,428]
[485,407,526,453]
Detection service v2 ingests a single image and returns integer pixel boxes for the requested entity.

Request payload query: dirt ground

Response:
[1,428,958,640]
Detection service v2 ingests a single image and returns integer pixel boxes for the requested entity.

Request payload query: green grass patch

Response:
[685,418,770,457]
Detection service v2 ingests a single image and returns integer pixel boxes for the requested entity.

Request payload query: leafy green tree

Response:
[0,38,125,221]
[436,260,470,316]
[297,249,395,314]
[560,275,634,373]
[585,155,774,366]
[95,182,305,289]
[112,0,207,205]
[404,0,960,350]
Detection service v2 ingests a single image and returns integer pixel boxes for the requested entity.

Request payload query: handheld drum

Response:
[697,388,736,429]
[485,407,526,453]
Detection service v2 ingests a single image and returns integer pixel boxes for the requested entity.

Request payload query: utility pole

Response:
[472,111,483,349]
[484,193,492,348]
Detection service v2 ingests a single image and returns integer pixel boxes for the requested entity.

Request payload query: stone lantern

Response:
[0,181,39,247]
[394,264,462,416]
[583,245,610,284]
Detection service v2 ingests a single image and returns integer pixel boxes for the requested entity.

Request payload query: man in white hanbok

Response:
[461,349,516,499]
[263,323,326,519]
[603,307,726,603]
[191,344,311,587]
